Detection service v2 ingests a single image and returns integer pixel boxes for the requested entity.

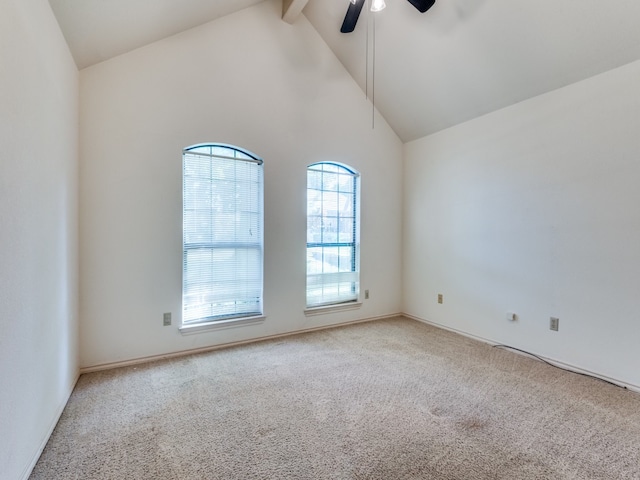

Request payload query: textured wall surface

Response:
[79,0,403,368]
[0,0,79,478]
[404,59,640,389]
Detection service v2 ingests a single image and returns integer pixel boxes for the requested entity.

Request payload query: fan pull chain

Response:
[372,9,376,129]
[365,0,369,101]
[364,0,377,129]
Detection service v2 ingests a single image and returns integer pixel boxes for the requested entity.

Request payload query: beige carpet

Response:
[31,317,640,479]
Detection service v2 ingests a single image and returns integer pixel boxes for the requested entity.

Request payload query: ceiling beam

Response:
[282,0,309,24]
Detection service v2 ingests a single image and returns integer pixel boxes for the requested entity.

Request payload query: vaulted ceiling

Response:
[49,0,640,142]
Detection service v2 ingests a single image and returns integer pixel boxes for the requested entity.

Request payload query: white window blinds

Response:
[183,145,263,325]
[306,163,360,307]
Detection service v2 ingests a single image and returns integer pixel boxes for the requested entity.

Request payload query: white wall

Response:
[79,0,403,368]
[0,0,79,478]
[403,59,640,389]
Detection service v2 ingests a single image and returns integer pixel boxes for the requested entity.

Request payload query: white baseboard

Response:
[21,312,639,480]
[21,372,81,480]
[403,312,640,395]
[80,312,403,374]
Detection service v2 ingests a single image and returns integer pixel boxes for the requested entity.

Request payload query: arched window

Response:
[306,162,360,307]
[182,144,263,327]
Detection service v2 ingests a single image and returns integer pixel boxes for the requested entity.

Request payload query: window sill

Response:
[304,302,362,316]
[179,315,265,335]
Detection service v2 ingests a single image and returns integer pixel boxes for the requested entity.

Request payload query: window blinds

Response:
[183,145,263,325]
[306,163,360,307]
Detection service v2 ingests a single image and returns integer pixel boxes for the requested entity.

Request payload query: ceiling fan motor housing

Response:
[340,0,436,34]
[407,0,436,14]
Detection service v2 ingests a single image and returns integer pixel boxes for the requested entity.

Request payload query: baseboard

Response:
[403,313,640,394]
[81,312,640,393]
[26,312,639,480]
[80,312,402,374]
[21,371,81,480]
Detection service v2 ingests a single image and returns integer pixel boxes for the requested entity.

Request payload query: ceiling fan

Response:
[341,0,436,33]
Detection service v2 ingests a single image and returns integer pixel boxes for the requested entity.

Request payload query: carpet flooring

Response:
[31,317,640,479]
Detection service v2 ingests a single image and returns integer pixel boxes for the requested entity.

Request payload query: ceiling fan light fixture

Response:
[370,0,386,12]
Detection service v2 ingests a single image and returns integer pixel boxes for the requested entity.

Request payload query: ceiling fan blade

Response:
[406,0,436,13]
[341,0,366,33]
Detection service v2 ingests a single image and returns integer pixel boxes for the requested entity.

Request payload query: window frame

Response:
[305,162,361,310]
[181,143,265,332]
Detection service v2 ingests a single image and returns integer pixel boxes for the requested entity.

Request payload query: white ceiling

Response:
[48,0,265,70]
[49,0,640,142]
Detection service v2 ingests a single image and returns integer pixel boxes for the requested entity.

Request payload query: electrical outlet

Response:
[437,294,443,304]
[364,289,370,300]
[163,312,172,326]
[550,317,559,331]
